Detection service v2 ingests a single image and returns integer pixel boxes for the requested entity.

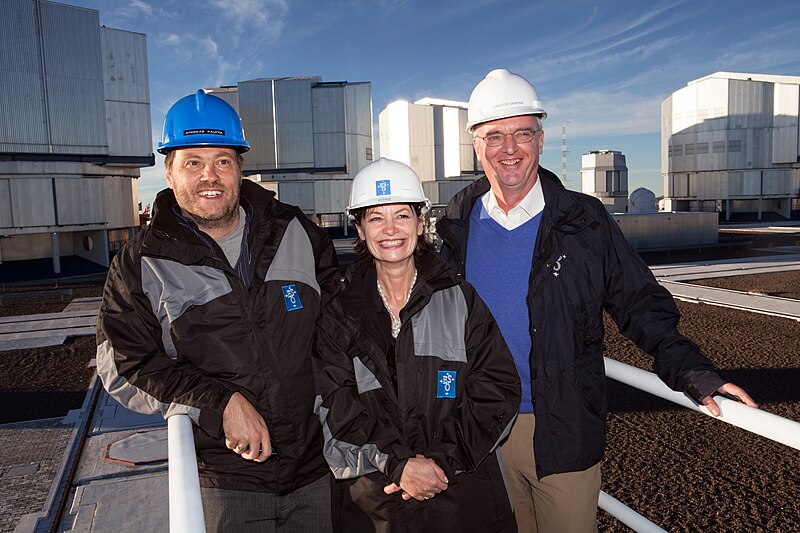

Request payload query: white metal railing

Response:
[601,356,800,531]
[167,414,206,533]
[603,357,800,450]
[164,360,800,533]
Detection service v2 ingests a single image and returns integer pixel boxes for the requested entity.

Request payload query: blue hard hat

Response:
[157,89,250,154]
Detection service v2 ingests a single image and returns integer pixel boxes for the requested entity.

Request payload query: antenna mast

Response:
[561,122,568,189]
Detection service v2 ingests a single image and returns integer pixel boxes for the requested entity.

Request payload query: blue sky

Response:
[67,0,800,209]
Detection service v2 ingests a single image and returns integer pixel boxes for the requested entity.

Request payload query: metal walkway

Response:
[650,252,800,321]
[0,298,101,351]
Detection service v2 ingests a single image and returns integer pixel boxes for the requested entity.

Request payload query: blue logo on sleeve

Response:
[437,370,456,399]
[281,284,303,311]
[376,180,391,196]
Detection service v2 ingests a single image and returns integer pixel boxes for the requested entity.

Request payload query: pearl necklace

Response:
[376,269,418,338]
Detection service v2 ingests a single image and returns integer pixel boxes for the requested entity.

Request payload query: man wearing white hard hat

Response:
[436,69,756,532]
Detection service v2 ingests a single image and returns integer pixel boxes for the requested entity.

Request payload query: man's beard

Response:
[183,201,239,233]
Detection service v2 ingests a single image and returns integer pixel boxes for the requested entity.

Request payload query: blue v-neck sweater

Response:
[466,202,541,412]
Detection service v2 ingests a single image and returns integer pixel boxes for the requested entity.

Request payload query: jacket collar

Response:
[443,166,587,231]
[146,179,278,257]
[338,250,460,323]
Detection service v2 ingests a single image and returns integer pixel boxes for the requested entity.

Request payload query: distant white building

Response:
[580,149,629,213]
[662,72,800,221]
[0,0,152,272]
[379,99,480,205]
[208,77,373,226]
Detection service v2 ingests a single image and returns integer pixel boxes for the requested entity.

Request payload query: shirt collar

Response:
[482,173,545,220]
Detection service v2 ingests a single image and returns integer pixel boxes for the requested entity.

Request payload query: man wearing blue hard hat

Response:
[97,90,339,531]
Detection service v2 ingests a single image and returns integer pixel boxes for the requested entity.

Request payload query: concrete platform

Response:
[0,299,100,352]
[54,392,167,533]
[650,253,800,281]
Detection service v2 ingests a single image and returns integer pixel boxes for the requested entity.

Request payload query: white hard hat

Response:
[466,69,547,132]
[346,158,431,219]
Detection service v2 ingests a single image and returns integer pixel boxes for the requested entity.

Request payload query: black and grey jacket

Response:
[314,251,520,532]
[436,167,726,479]
[96,180,339,494]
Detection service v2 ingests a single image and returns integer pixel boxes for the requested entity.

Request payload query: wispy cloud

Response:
[208,0,288,41]
[547,89,661,138]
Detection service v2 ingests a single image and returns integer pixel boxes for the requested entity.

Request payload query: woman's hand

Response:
[384,455,448,501]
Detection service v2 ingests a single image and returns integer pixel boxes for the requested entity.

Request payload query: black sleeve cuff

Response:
[683,369,727,404]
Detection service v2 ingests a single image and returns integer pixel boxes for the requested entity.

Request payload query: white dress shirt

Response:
[481,174,545,230]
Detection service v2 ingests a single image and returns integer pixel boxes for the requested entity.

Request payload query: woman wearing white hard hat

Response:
[313,158,521,532]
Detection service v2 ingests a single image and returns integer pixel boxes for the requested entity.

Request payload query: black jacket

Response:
[314,251,520,532]
[436,167,726,478]
[96,180,339,493]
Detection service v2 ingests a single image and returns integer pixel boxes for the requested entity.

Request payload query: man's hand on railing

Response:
[701,383,758,417]
[222,391,273,462]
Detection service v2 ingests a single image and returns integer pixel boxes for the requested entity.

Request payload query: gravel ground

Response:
[599,273,800,531]
[2,272,799,531]
[0,285,101,423]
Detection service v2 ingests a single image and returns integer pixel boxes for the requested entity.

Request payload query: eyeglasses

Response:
[475,129,540,147]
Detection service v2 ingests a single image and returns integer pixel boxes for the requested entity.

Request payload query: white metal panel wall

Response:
[312,85,346,169]
[442,106,461,178]
[695,77,729,129]
[612,212,717,249]
[239,79,277,170]
[728,170,762,196]
[101,27,151,157]
[72,229,109,267]
[695,171,725,199]
[275,78,316,168]
[55,177,105,225]
[10,178,55,227]
[728,80,773,129]
[314,179,350,213]
[661,95,672,175]
[278,181,315,212]
[459,109,478,174]
[344,83,373,176]
[313,85,345,133]
[0,0,49,151]
[41,2,107,153]
[408,104,434,181]
[104,176,138,228]
[314,133,347,168]
[379,101,410,165]
[772,82,800,164]
[762,169,790,195]
[671,83,697,134]
[726,128,747,170]
[432,107,444,180]
[0,179,12,227]
[0,233,54,261]
[348,83,373,138]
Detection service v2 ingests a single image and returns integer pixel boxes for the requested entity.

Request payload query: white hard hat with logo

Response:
[466,68,547,132]
[346,158,431,220]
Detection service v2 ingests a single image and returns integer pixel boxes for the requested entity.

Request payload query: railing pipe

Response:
[167,414,206,533]
[604,357,800,451]
[598,491,667,533]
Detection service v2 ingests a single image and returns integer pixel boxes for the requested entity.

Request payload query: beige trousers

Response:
[498,413,601,533]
